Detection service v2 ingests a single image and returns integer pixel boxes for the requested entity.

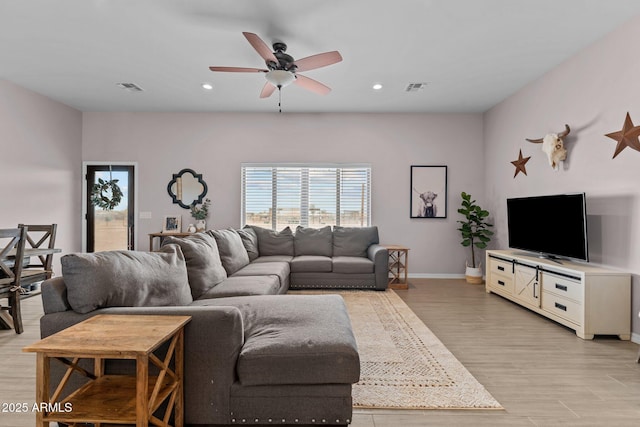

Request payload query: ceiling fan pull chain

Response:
[278,86,282,113]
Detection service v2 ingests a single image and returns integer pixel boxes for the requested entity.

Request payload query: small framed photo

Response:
[162,215,182,233]
[410,165,448,218]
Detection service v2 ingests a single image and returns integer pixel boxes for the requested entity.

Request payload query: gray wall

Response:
[81,112,485,276]
[0,79,83,274]
[484,15,640,337]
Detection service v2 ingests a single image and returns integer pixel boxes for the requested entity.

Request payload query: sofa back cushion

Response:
[61,245,192,314]
[162,232,227,299]
[208,229,250,275]
[237,227,259,261]
[250,226,294,256]
[332,226,379,257]
[294,225,333,256]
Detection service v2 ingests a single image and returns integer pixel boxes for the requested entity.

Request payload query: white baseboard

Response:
[408,273,467,279]
[632,332,640,345]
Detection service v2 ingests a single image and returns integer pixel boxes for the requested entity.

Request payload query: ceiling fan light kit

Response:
[265,70,296,88]
[209,32,342,111]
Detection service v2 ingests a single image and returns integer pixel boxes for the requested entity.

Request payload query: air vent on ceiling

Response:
[116,82,144,92]
[405,82,428,92]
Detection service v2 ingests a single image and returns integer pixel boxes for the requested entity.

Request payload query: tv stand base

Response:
[486,250,631,340]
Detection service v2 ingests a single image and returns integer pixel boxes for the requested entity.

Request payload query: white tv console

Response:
[485,250,631,340]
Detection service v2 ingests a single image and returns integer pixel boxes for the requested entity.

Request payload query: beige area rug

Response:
[296,289,502,410]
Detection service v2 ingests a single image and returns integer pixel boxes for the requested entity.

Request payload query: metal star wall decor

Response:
[604,112,640,158]
[511,149,531,178]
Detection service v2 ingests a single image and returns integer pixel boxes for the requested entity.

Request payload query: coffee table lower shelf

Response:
[46,374,175,424]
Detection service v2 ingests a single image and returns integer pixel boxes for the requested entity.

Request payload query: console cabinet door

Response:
[514,265,540,308]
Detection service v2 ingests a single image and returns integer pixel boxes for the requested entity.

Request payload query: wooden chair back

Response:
[18,223,57,279]
[0,227,27,287]
[0,227,27,334]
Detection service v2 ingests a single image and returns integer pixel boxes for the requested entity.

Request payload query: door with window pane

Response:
[86,165,135,252]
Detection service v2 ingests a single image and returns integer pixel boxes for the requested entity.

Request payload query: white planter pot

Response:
[465,262,483,284]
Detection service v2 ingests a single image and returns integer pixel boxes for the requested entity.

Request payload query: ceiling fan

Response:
[209,32,342,100]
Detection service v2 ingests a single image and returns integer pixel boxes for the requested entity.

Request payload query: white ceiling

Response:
[2,0,640,113]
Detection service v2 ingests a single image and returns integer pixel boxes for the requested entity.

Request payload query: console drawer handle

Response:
[498,280,505,286]
[497,266,505,271]
[555,302,567,311]
[555,283,568,292]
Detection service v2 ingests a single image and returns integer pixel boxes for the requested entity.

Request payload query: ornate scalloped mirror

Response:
[167,168,208,209]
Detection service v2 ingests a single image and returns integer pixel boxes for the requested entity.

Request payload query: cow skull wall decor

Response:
[526,124,571,170]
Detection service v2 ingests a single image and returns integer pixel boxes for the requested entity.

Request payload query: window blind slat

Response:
[242,164,371,230]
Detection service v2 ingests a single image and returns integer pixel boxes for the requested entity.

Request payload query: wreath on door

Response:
[91,178,123,211]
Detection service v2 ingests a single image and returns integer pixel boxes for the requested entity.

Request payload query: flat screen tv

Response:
[507,193,589,262]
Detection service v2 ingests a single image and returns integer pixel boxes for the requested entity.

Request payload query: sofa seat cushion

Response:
[61,246,193,314]
[251,255,293,264]
[290,255,332,273]
[232,262,290,292]
[233,295,360,386]
[193,276,280,299]
[332,256,374,274]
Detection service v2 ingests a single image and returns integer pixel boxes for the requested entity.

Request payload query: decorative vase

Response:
[187,224,196,233]
[195,219,206,232]
[465,261,483,284]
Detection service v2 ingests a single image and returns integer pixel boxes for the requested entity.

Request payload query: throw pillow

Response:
[294,225,333,257]
[332,226,379,257]
[237,227,259,261]
[162,232,227,299]
[249,225,294,256]
[208,229,250,275]
[61,245,192,314]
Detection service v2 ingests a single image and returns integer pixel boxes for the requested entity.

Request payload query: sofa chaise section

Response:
[39,248,360,425]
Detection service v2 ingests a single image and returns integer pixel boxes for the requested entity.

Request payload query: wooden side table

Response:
[382,244,409,290]
[23,314,191,427]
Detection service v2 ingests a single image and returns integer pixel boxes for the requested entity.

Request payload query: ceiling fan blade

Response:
[209,66,267,73]
[294,74,331,95]
[243,32,278,63]
[260,82,276,98]
[294,51,342,72]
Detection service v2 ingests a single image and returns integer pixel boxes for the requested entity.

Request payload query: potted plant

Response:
[190,198,211,232]
[457,192,493,284]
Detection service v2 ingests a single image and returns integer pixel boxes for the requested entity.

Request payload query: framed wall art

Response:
[162,215,182,233]
[410,165,448,218]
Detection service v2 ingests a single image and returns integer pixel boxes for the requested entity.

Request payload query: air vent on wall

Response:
[116,82,144,92]
[405,82,428,92]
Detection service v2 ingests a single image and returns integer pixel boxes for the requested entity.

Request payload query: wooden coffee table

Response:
[23,314,191,427]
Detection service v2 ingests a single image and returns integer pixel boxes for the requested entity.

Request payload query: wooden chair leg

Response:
[9,291,23,334]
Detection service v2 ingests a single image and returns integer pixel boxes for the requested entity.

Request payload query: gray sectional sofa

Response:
[181,225,389,296]
[38,225,388,426]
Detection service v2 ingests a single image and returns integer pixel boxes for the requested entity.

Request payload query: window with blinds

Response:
[242,164,371,230]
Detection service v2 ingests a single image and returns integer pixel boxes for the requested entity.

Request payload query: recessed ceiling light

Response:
[202,83,213,90]
[372,83,383,90]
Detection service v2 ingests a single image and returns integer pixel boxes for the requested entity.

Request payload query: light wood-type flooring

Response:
[1,279,639,426]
